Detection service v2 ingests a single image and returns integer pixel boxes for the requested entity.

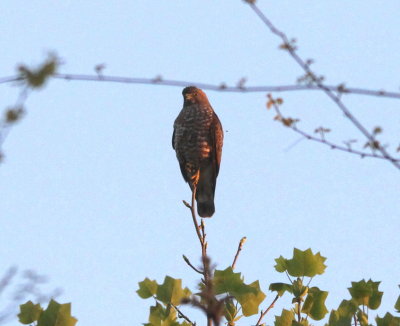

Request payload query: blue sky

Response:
[1,1,399,325]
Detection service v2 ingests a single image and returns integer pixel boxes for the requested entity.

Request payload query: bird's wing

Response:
[172,119,190,183]
[172,128,176,150]
[210,112,224,176]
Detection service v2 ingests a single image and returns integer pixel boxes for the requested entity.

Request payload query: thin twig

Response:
[255,294,279,326]
[270,94,400,162]
[247,2,400,170]
[231,237,247,270]
[285,271,293,285]
[186,184,212,325]
[53,74,400,99]
[185,187,204,247]
[0,267,17,296]
[1,73,400,99]
[171,303,197,326]
[182,255,203,274]
[0,86,30,149]
[0,76,21,84]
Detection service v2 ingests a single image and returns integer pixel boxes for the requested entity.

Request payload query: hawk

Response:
[172,86,223,218]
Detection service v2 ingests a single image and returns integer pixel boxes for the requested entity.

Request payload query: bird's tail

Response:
[195,165,216,218]
[197,199,215,218]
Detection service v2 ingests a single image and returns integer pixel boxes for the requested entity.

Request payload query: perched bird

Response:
[172,86,223,218]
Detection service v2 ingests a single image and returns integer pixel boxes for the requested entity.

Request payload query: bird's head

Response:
[182,86,209,105]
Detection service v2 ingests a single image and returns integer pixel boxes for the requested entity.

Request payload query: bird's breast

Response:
[174,105,214,162]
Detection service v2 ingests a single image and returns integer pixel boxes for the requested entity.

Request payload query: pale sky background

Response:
[0,1,399,325]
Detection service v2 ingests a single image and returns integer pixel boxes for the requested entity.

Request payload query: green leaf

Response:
[279,248,327,277]
[274,309,295,326]
[137,278,158,299]
[337,299,358,317]
[213,268,266,316]
[394,285,400,312]
[292,278,308,300]
[236,281,266,317]
[297,320,309,326]
[18,301,43,324]
[156,276,191,306]
[395,296,400,312]
[269,283,293,296]
[301,287,328,320]
[179,322,191,326]
[357,310,369,326]
[224,299,241,325]
[376,313,400,326]
[275,256,288,273]
[327,300,358,326]
[148,303,180,326]
[348,279,383,309]
[37,299,77,326]
[214,267,243,293]
[224,299,235,321]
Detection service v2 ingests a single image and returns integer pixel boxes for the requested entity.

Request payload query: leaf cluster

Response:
[137,276,192,326]
[270,248,329,322]
[18,299,77,326]
[137,266,267,326]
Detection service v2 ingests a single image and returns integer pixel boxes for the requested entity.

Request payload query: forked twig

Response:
[247,2,400,170]
[182,255,203,275]
[183,184,212,325]
[268,97,400,162]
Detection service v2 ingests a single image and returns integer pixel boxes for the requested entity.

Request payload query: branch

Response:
[1,73,400,99]
[231,237,247,270]
[182,255,203,275]
[187,185,208,280]
[171,303,197,326]
[0,76,20,84]
[247,2,400,170]
[184,184,213,325]
[0,86,30,152]
[268,96,400,162]
[255,294,279,326]
[184,189,204,248]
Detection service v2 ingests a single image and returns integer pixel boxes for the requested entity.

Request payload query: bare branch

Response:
[0,266,17,296]
[247,3,400,170]
[255,294,279,326]
[231,237,247,270]
[184,187,204,248]
[1,73,400,99]
[185,184,213,325]
[0,86,30,158]
[268,95,400,162]
[182,255,203,275]
[0,76,21,84]
[182,200,191,209]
